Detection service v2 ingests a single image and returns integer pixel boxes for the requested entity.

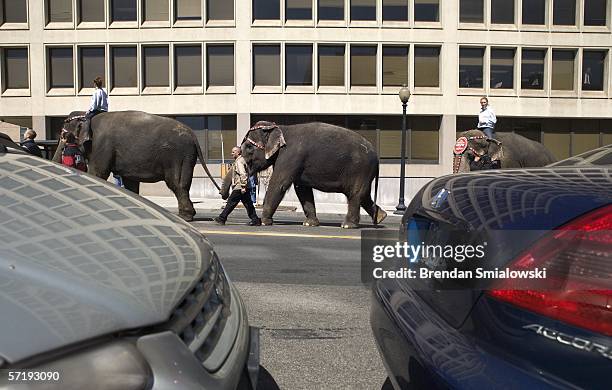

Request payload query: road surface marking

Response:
[199,230,361,240]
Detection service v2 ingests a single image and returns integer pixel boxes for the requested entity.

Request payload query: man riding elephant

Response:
[54,110,220,221]
[453,129,556,173]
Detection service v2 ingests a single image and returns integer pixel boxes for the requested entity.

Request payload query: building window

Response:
[382,46,408,87]
[415,0,439,22]
[208,0,233,21]
[414,46,440,88]
[47,47,74,90]
[491,0,514,24]
[286,0,312,20]
[207,45,234,87]
[173,115,237,162]
[552,49,576,90]
[143,0,169,22]
[111,0,137,22]
[2,48,28,90]
[522,0,545,25]
[350,46,376,87]
[460,0,484,23]
[2,0,28,23]
[176,0,201,21]
[143,46,169,88]
[582,50,606,91]
[79,46,105,91]
[491,48,515,89]
[382,0,408,22]
[351,0,376,21]
[174,45,202,87]
[286,45,313,86]
[253,0,280,20]
[521,49,546,90]
[318,45,345,87]
[111,46,137,88]
[47,0,72,23]
[378,116,440,161]
[253,45,280,87]
[553,0,576,25]
[319,0,344,20]
[78,0,104,23]
[459,47,484,88]
[584,0,607,26]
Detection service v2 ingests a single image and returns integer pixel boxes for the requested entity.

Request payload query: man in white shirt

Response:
[476,97,497,139]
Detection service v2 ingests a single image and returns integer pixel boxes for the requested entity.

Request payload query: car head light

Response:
[25,341,151,390]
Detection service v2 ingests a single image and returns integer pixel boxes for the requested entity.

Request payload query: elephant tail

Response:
[193,133,221,191]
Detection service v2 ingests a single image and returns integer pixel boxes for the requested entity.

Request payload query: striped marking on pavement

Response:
[198,229,361,240]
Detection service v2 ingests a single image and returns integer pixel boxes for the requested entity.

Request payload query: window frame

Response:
[77,0,107,28]
[579,47,609,98]
[458,45,486,94]
[0,0,29,29]
[285,0,315,26]
[349,0,378,26]
[518,46,549,97]
[109,44,140,95]
[206,0,235,27]
[519,0,549,31]
[381,44,410,94]
[44,0,75,29]
[252,43,282,93]
[141,44,171,94]
[488,46,518,96]
[413,44,442,93]
[206,42,236,93]
[413,0,442,28]
[316,42,348,93]
[581,0,611,32]
[489,0,518,29]
[77,44,107,95]
[252,0,282,26]
[285,42,315,93]
[317,0,348,27]
[1,45,30,96]
[550,47,579,96]
[173,42,204,94]
[45,45,76,96]
[141,0,171,28]
[109,0,139,28]
[349,43,378,93]
[551,0,579,31]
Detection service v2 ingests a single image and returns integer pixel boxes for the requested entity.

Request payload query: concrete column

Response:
[440,114,457,175]
[32,116,47,139]
[236,112,251,146]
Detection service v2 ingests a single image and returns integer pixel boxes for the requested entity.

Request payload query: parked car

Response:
[371,145,611,389]
[0,138,259,389]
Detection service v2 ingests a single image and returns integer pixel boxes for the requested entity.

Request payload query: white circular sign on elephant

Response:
[454,137,468,155]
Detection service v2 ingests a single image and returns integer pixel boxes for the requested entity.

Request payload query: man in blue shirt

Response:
[476,97,496,139]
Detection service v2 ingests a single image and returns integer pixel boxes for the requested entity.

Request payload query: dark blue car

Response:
[371,145,612,389]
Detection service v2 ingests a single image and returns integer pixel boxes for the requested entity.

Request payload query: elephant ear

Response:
[77,120,92,145]
[264,126,286,160]
[487,138,504,161]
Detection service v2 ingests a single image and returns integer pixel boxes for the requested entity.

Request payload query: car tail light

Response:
[488,204,612,336]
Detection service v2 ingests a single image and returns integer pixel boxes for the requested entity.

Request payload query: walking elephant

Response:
[54,111,220,221]
[453,129,556,173]
[240,121,387,228]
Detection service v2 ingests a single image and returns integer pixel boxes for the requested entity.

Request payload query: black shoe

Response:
[213,217,226,225]
[247,218,261,226]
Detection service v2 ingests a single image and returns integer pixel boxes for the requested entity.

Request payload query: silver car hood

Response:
[0,154,212,363]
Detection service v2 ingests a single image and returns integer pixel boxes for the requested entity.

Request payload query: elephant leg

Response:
[123,179,140,194]
[361,195,387,225]
[294,184,319,227]
[167,163,196,222]
[261,170,294,226]
[342,194,361,229]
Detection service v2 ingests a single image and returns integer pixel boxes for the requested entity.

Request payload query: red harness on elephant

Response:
[245,121,278,150]
[453,133,503,173]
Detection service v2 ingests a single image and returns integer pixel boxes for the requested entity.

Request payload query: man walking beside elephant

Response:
[214,147,262,226]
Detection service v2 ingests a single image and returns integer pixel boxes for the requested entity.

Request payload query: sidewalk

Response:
[144,196,403,216]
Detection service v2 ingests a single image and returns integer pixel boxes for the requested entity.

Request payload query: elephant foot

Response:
[262,217,274,226]
[179,213,194,222]
[303,218,320,227]
[341,221,359,229]
[374,207,388,224]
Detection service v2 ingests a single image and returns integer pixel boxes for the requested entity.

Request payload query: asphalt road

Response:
[190,210,402,390]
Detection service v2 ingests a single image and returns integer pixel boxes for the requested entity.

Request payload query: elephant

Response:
[240,121,387,229]
[54,110,220,221]
[453,129,556,173]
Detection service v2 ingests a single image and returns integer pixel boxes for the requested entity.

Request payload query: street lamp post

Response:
[394,85,411,215]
